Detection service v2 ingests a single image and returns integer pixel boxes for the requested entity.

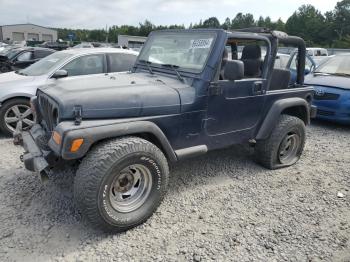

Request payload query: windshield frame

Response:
[137,30,219,74]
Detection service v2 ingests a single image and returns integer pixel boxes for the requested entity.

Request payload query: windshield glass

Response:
[19,52,73,76]
[138,31,217,72]
[315,55,350,75]
[0,48,21,59]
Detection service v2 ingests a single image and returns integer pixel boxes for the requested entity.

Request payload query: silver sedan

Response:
[0,48,138,135]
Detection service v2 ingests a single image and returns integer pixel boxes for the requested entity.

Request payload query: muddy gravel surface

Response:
[0,121,349,262]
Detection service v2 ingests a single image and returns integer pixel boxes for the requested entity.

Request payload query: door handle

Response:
[208,82,222,96]
[252,81,264,95]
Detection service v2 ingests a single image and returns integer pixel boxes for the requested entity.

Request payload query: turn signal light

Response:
[70,138,84,152]
[52,131,62,145]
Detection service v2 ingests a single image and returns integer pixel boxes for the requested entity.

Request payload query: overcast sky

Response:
[0,0,340,29]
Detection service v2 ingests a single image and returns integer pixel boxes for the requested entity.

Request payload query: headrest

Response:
[224,60,244,81]
[241,45,262,60]
[243,60,262,77]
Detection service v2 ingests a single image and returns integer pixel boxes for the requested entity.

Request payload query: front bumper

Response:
[14,124,50,174]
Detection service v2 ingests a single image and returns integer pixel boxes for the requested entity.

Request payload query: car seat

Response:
[269,69,291,90]
[241,45,262,78]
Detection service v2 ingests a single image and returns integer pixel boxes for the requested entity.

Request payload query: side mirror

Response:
[52,69,68,79]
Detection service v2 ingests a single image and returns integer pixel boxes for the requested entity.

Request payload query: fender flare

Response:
[256,97,310,140]
[49,120,178,162]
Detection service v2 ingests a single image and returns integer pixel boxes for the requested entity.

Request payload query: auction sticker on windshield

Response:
[191,38,213,49]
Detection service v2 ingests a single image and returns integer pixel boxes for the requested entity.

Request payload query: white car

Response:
[0,42,8,52]
[72,42,95,48]
[306,48,330,66]
[0,48,139,135]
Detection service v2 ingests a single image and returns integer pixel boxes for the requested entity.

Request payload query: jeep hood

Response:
[39,72,189,120]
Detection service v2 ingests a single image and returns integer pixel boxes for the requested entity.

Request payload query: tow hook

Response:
[40,169,50,183]
[13,132,23,146]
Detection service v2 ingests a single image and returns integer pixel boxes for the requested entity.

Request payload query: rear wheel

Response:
[74,136,169,232]
[0,98,35,136]
[254,114,306,169]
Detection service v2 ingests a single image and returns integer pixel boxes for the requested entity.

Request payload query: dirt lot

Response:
[0,120,349,262]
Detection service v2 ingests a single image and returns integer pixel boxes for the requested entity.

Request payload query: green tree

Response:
[273,18,286,31]
[285,5,326,46]
[222,17,231,30]
[333,0,350,40]
[231,13,255,29]
[202,17,220,28]
[139,20,154,36]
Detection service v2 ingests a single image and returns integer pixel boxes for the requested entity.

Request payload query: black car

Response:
[0,47,56,73]
[38,42,68,51]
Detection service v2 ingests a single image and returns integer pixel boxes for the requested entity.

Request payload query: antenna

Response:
[105,24,108,43]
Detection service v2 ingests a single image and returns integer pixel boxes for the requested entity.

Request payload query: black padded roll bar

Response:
[277,35,306,85]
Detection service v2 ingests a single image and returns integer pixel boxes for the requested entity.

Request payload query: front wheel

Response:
[0,64,11,73]
[254,115,306,170]
[0,98,35,136]
[74,137,169,232]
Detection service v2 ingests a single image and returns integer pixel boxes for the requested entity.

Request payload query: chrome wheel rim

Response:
[4,104,34,132]
[109,164,152,213]
[278,132,300,165]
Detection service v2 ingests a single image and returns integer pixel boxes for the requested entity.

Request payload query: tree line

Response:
[57,0,350,48]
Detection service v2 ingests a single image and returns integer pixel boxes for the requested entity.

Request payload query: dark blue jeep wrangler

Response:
[15,28,316,232]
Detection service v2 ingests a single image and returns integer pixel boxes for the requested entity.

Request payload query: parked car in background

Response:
[72,42,94,48]
[307,47,328,57]
[306,47,331,66]
[0,47,56,73]
[92,42,113,48]
[0,48,139,135]
[38,41,68,51]
[305,54,350,124]
[0,42,8,52]
[274,53,290,69]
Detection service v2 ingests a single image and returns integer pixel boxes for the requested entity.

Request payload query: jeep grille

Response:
[37,91,59,132]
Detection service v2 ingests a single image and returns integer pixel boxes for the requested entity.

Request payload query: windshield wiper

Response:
[314,71,350,77]
[138,59,154,75]
[161,64,184,82]
[330,72,350,77]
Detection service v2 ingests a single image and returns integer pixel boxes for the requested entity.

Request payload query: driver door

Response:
[206,78,266,143]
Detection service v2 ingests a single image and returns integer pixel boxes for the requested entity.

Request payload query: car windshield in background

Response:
[19,52,73,76]
[315,55,350,76]
[138,32,217,72]
[1,48,21,59]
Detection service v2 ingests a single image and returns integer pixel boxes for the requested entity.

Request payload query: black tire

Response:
[254,114,306,170]
[74,136,169,232]
[0,98,33,136]
[0,64,11,73]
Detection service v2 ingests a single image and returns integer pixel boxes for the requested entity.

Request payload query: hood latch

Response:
[73,105,82,126]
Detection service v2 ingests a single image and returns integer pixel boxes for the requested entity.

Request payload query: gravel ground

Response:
[0,120,349,262]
